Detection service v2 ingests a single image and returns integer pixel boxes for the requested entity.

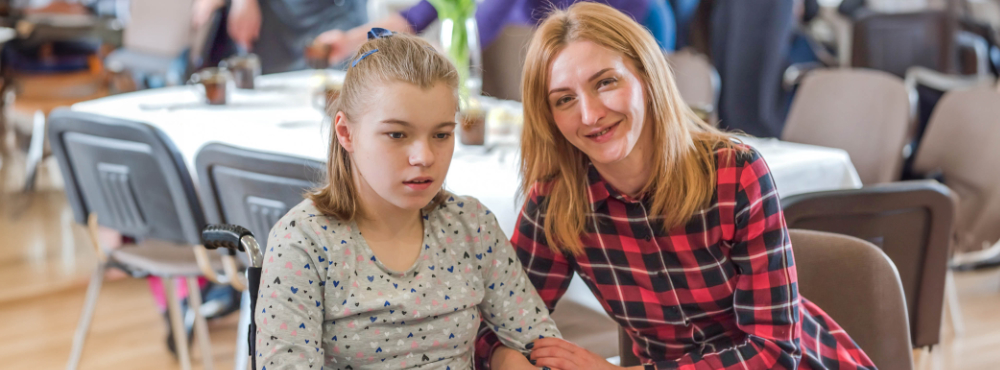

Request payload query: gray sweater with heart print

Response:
[255,193,561,369]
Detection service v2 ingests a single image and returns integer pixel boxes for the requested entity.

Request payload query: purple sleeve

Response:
[399,0,439,34]
[474,0,650,48]
[473,0,521,48]
[404,0,649,48]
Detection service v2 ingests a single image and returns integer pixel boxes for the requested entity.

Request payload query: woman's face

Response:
[335,81,457,212]
[546,40,650,166]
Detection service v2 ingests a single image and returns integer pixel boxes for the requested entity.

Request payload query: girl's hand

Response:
[528,338,629,370]
[492,345,540,370]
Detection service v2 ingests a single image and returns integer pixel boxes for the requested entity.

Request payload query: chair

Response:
[47,108,217,370]
[481,25,533,101]
[851,11,955,77]
[781,68,911,185]
[911,85,1000,254]
[781,180,955,349]
[194,143,325,370]
[901,66,995,178]
[851,9,994,78]
[666,48,720,125]
[618,230,915,370]
[618,326,640,367]
[789,229,914,370]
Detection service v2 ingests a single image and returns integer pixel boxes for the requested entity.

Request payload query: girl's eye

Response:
[555,95,573,106]
[435,132,453,139]
[387,132,405,139]
[598,77,617,88]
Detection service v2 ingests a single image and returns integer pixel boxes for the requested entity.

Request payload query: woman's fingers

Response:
[529,341,579,368]
[530,337,582,355]
[532,355,578,370]
[529,338,619,370]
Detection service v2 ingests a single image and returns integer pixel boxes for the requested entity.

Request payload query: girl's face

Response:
[335,81,457,213]
[546,40,651,166]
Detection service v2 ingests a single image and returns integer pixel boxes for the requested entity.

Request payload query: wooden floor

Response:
[2,147,1000,369]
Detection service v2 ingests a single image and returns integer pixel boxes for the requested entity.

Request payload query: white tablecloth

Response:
[72,70,862,238]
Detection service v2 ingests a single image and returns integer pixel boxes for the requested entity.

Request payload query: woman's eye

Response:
[555,96,573,106]
[387,132,405,139]
[598,77,617,88]
[435,132,452,139]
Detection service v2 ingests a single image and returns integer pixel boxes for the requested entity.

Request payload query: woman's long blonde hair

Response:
[520,2,740,255]
[310,32,459,221]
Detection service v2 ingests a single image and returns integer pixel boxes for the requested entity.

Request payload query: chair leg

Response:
[22,110,45,193]
[945,270,965,338]
[165,278,193,370]
[65,266,106,370]
[234,290,251,370]
[186,278,215,370]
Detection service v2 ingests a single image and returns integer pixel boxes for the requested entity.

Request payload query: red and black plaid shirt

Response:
[476,146,875,369]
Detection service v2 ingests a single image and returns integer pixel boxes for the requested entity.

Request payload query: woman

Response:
[477,3,875,369]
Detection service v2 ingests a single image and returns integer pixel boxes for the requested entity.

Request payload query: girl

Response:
[478,3,875,370]
[257,30,559,369]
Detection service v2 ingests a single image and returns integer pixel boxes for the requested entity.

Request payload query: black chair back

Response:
[852,11,956,77]
[195,143,325,249]
[781,180,955,348]
[48,108,205,245]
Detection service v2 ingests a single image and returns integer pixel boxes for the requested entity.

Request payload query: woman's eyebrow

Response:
[547,67,614,95]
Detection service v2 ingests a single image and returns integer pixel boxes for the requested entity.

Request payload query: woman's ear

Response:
[334,111,355,153]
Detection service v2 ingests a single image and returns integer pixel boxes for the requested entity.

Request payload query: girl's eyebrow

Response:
[380,119,411,126]
[381,119,456,128]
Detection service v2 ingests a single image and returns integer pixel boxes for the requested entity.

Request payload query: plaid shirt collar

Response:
[585,163,645,210]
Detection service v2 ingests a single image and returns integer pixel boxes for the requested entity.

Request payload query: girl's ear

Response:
[334,111,355,153]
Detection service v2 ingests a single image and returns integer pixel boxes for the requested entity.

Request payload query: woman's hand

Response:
[227,0,262,50]
[313,13,413,64]
[529,338,632,370]
[313,28,363,64]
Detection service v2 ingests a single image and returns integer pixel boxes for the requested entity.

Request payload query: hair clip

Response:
[351,28,395,67]
[367,27,394,40]
[351,48,379,67]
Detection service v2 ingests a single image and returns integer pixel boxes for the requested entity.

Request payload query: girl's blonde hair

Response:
[310,32,460,221]
[520,2,741,255]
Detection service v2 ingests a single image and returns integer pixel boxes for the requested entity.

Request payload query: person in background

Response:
[224,0,367,74]
[688,0,798,138]
[478,3,876,369]
[669,0,700,49]
[314,0,676,64]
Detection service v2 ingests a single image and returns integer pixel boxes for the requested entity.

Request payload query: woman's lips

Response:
[586,121,620,143]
